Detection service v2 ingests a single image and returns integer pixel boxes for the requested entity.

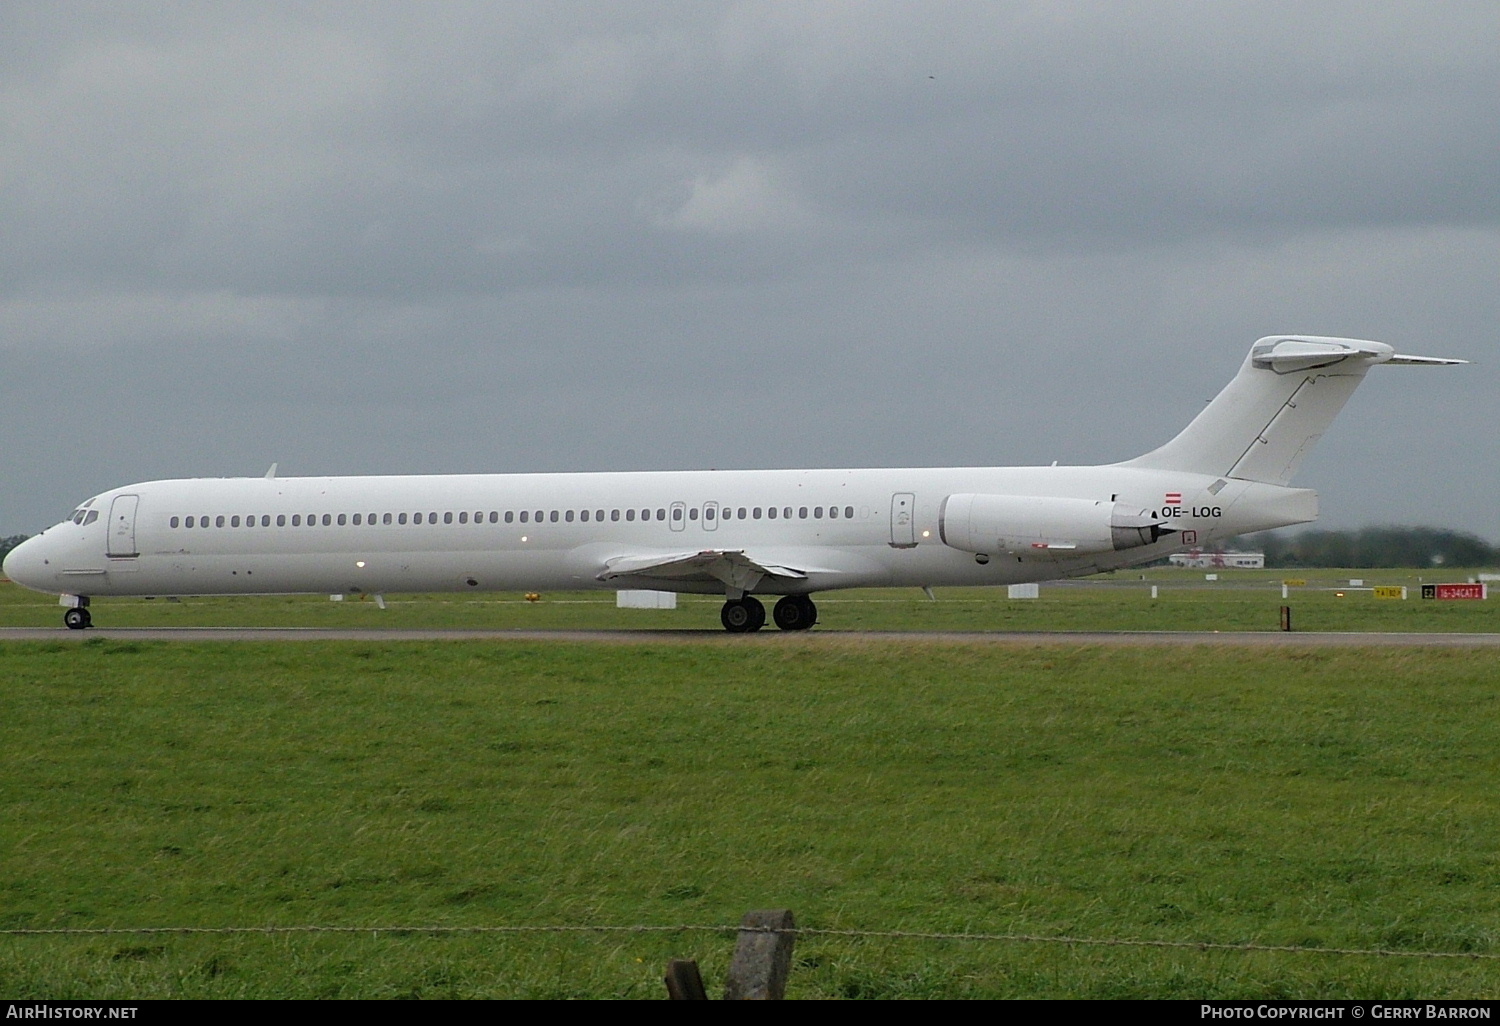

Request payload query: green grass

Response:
[1,568,1497,633]
[2,638,1500,997]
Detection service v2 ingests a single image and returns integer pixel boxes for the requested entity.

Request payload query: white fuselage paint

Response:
[13,336,1457,620]
[6,465,1315,600]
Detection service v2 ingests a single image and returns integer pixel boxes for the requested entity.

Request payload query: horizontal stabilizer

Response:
[1387,354,1469,366]
[1122,335,1465,484]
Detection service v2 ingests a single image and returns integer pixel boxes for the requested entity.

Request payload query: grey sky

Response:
[2,1,1495,540]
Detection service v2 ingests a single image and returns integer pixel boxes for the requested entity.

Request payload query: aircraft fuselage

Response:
[4,335,1461,630]
[7,464,1313,600]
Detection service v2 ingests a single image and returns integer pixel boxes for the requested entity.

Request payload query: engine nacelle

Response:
[938,494,1170,557]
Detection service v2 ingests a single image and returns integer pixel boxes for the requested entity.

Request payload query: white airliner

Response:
[4,336,1463,632]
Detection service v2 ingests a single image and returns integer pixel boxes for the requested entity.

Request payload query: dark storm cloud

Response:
[1,2,1495,538]
[8,2,1497,297]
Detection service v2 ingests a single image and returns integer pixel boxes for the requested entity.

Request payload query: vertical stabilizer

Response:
[1120,337,1460,485]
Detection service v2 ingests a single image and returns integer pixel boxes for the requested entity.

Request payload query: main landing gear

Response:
[718,595,818,633]
[720,596,766,632]
[772,595,817,631]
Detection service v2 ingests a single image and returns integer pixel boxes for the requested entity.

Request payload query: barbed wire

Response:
[2,923,1495,961]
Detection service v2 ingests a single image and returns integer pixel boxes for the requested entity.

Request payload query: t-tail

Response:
[1120,336,1465,484]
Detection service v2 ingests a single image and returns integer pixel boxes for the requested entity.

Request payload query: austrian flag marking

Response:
[1164,492,1182,505]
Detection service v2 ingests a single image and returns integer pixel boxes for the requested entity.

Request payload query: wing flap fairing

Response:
[599,550,809,592]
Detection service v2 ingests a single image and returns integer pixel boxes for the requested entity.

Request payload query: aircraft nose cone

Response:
[2,536,54,593]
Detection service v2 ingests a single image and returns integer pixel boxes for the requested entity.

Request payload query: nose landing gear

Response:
[63,603,92,630]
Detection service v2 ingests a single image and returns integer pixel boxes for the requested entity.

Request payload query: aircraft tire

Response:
[721,598,765,633]
[745,597,766,631]
[772,595,817,631]
[63,608,91,630]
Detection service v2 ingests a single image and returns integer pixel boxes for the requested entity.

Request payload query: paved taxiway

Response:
[3,627,1499,646]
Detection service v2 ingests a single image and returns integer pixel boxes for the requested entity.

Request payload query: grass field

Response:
[2,576,1498,998]
[2,568,1497,634]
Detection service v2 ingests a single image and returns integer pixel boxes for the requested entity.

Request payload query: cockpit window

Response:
[83,510,99,525]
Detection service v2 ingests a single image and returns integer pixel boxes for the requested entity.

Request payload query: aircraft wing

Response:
[598,550,813,592]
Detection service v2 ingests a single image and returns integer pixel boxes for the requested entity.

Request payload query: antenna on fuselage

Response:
[264,463,278,480]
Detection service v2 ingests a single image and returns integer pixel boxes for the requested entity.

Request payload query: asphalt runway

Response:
[3,627,1499,646]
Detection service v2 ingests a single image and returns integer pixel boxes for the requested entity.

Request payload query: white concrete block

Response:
[617,590,678,609]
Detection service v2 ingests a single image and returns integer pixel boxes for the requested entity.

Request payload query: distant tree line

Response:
[1235,526,1499,569]
[0,535,28,567]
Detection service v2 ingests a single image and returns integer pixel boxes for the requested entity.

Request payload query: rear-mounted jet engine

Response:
[938,494,1172,557]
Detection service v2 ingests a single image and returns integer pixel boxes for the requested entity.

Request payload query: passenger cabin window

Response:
[550,511,559,523]
[626,509,635,521]
[845,506,854,519]
[458,512,467,524]
[171,516,181,528]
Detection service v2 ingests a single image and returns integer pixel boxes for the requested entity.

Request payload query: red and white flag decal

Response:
[1164,492,1182,505]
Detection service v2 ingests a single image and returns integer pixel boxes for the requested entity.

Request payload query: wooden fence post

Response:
[724,909,796,1000]
[664,958,708,1000]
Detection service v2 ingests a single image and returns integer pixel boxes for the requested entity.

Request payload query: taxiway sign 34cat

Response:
[4,336,1463,631]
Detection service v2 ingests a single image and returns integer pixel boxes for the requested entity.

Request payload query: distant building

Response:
[1168,550,1265,569]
